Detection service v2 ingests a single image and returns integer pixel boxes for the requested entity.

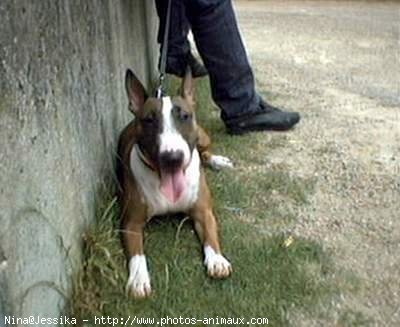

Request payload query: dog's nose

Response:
[159,150,184,171]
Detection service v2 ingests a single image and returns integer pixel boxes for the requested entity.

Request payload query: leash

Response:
[155,0,172,98]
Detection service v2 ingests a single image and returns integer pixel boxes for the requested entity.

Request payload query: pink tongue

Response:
[160,169,186,203]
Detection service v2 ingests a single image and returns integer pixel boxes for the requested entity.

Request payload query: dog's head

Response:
[125,68,198,203]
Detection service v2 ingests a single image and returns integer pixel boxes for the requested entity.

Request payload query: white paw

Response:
[209,155,234,170]
[126,255,152,298]
[204,245,232,279]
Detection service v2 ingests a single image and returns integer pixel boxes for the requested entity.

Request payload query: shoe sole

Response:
[227,125,295,135]
[227,117,300,135]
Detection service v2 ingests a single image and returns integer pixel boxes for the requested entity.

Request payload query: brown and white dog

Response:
[117,68,233,298]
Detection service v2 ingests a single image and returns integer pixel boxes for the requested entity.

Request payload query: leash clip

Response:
[155,74,165,98]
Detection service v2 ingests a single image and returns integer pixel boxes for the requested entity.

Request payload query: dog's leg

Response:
[197,126,233,170]
[122,200,151,298]
[190,175,232,278]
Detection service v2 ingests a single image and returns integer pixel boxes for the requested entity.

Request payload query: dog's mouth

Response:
[157,148,193,204]
[135,144,192,203]
[159,167,186,203]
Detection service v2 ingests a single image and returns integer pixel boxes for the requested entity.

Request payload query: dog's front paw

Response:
[209,155,234,170]
[204,246,232,279]
[126,255,152,298]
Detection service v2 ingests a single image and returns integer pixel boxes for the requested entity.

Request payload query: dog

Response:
[117,67,233,298]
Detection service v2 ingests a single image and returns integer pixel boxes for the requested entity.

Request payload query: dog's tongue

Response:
[160,169,186,203]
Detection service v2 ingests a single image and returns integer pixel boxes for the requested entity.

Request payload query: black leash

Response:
[155,0,172,98]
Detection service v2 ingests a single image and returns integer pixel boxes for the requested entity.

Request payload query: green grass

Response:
[71,197,333,326]
[70,77,338,326]
[338,309,373,327]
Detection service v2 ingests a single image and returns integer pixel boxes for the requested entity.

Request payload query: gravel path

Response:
[235,1,400,325]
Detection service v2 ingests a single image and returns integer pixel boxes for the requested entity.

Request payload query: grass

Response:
[70,77,339,326]
[338,309,373,327]
[71,197,334,326]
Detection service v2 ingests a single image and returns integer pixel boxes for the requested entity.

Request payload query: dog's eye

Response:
[173,105,191,122]
[141,116,155,125]
[180,111,191,122]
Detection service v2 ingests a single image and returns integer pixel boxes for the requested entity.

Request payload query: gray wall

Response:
[0,0,158,322]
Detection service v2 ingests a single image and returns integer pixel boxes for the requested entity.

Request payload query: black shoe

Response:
[187,54,208,78]
[226,101,300,135]
[165,53,208,78]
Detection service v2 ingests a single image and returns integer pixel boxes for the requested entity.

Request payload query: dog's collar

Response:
[135,144,157,172]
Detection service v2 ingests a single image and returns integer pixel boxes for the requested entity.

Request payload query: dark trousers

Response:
[155,0,261,123]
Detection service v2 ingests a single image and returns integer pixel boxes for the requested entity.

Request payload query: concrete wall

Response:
[0,0,158,322]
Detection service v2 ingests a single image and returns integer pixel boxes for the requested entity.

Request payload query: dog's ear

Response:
[181,66,195,105]
[125,69,148,114]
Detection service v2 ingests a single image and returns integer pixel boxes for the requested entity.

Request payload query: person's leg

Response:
[184,0,300,133]
[155,0,207,77]
[184,0,258,120]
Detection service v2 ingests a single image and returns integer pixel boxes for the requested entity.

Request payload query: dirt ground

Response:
[235,1,400,325]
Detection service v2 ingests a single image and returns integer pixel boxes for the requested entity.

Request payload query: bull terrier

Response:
[117,68,233,298]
